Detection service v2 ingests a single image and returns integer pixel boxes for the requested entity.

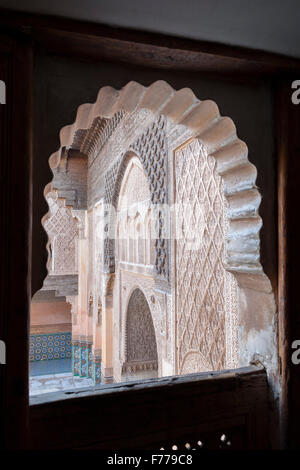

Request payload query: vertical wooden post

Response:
[277,81,290,448]
[277,79,300,448]
[0,34,33,449]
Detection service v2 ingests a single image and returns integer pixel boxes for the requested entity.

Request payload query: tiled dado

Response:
[30,332,72,362]
[72,340,101,384]
[79,341,92,377]
[93,356,101,385]
[72,341,80,376]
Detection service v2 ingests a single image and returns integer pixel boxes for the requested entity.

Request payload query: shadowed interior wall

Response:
[1,0,299,58]
[32,54,276,298]
[30,301,71,334]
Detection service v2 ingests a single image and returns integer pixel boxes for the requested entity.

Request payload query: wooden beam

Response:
[0,9,299,77]
[30,366,271,449]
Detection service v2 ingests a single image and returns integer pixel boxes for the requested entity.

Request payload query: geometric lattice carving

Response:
[49,81,266,282]
[44,191,79,275]
[104,115,168,278]
[86,111,126,166]
[126,288,158,364]
[131,115,168,279]
[175,139,238,373]
[105,159,122,206]
[103,160,121,272]
[72,110,126,165]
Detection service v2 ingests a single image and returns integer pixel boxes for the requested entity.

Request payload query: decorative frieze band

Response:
[122,360,158,374]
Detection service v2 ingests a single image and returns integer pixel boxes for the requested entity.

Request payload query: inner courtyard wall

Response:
[30,301,71,334]
[32,54,276,298]
[31,54,278,391]
[54,84,275,387]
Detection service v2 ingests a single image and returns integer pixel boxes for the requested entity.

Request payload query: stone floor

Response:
[30,372,94,396]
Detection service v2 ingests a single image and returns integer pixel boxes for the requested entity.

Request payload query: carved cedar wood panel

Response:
[126,288,158,363]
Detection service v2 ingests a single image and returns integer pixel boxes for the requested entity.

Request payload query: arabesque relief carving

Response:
[42,80,276,385]
[175,139,238,372]
[44,190,79,275]
[125,288,158,364]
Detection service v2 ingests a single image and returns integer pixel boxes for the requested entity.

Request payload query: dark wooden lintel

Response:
[0,9,299,78]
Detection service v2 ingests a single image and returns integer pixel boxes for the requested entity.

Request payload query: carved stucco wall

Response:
[102,114,168,278]
[114,271,163,382]
[113,156,162,381]
[113,143,238,380]
[44,81,277,389]
[43,190,79,275]
[116,157,153,266]
[125,288,158,364]
[94,202,104,322]
[174,139,238,374]
[89,203,103,358]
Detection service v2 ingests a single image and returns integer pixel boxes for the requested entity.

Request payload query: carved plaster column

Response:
[72,209,93,377]
[101,272,115,383]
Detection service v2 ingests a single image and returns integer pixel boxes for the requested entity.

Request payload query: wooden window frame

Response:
[0,9,298,449]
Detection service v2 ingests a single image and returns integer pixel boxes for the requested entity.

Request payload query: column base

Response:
[101,366,114,384]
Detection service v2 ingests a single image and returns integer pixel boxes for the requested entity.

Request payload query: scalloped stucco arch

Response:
[44,80,277,384]
[47,81,268,286]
